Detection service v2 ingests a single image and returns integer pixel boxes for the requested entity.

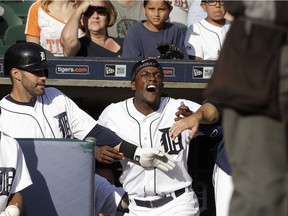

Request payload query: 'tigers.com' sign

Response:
[56,65,89,74]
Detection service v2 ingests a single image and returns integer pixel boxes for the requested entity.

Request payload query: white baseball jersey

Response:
[185,19,231,60]
[98,97,201,198]
[0,87,96,139]
[0,132,32,211]
[25,1,84,57]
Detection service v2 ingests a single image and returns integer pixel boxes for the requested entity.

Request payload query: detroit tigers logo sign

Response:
[159,128,184,155]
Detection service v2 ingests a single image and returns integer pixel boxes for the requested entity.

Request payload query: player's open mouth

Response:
[146,84,157,92]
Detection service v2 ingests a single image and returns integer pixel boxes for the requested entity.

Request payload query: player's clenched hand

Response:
[134,148,176,172]
[174,102,193,121]
[173,0,188,10]
[95,146,124,164]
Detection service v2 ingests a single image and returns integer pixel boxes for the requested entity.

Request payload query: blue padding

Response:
[17,138,95,216]
[0,57,215,83]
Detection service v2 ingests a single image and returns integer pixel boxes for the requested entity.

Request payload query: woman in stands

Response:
[25,0,84,57]
[60,0,123,57]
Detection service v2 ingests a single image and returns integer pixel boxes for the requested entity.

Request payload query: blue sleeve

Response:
[198,123,223,138]
[122,25,143,58]
[85,124,122,147]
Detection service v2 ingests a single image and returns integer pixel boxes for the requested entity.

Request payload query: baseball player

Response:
[170,100,233,216]
[97,58,202,215]
[0,131,33,216]
[0,42,175,215]
[185,0,231,60]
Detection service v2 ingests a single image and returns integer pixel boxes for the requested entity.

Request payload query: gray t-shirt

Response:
[108,0,146,38]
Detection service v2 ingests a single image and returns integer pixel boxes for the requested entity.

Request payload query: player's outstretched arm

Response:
[169,102,221,140]
[86,124,175,170]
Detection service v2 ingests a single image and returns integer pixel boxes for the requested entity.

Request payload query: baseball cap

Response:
[4,42,53,76]
[131,58,164,81]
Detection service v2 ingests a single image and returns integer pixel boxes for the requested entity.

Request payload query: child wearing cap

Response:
[122,0,187,59]
[185,0,231,60]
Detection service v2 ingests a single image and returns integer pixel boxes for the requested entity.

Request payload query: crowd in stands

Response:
[0,0,232,59]
[0,0,234,216]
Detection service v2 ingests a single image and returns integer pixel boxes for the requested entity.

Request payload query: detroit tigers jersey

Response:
[0,87,96,139]
[97,97,201,199]
[185,19,231,60]
[0,133,32,211]
[25,1,84,57]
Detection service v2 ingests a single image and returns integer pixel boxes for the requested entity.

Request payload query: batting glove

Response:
[134,148,176,172]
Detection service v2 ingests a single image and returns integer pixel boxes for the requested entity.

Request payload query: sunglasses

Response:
[84,6,108,17]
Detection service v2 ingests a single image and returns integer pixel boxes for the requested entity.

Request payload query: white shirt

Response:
[185,19,231,60]
[25,1,84,57]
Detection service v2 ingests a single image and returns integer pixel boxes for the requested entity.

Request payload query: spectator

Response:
[0,132,32,215]
[60,0,123,57]
[25,0,84,57]
[108,0,146,38]
[185,0,231,60]
[122,0,187,59]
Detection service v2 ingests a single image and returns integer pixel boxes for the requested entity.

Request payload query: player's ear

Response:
[11,68,21,81]
[131,81,136,91]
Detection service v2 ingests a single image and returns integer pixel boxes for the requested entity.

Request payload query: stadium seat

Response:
[3,24,26,45]
[0,0,35,23]
[0,44,9,56]
[0,2,23,41]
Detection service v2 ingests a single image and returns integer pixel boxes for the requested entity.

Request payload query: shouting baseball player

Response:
[97,58,203,215]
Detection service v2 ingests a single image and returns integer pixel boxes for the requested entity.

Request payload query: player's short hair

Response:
[4,42,53,77]
[131,58,164,81]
